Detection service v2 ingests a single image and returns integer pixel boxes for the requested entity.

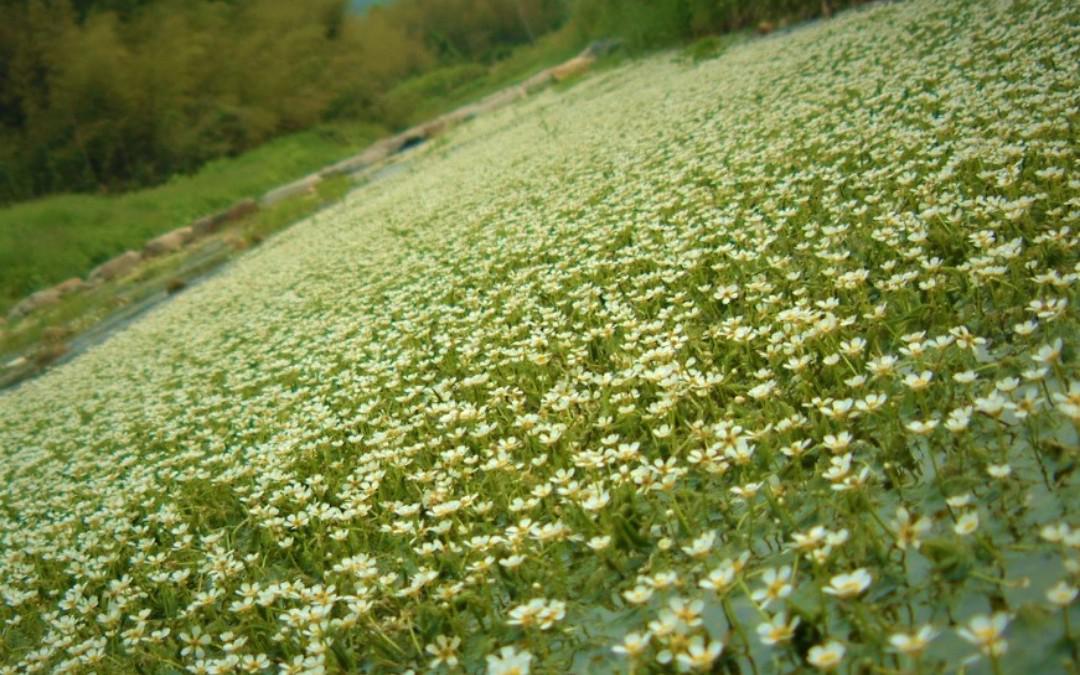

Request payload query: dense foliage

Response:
[0,0,855,205]
[2,0,1078,672]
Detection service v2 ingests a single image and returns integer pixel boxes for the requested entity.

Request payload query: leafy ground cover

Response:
[1,0,1079,673]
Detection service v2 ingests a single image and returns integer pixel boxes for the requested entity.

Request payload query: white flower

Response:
[807,640,845,670]
[622,585,654,605]
[822,431,853,453]
[699,563,737,594]
[903,371,933,391]
[905,419,938,436]
[681,531,716,558]
[954,512,979,536]
[612,631,651,658]
[499,555,525,569]
[891,507,932,550]
[1040,522,1071,542]
[889,624,938,655]
[945,407,972,432]
[953,370,978,384]
[946,494,974,509]
[756,612,800,646]
[1031,339,1063,365]
[751,567,793,607]
[587,535,612,551]
[649,571,680,590]
[580,487,610,512]
[506,598,565,630]
[666,596,704,627]
[486,645,532,675]
[675,636,723,671]
[1053,382,1080,420]
[957,612,1009,657]
[823,569,872,598]
[986,463,1011,478]
[179,625,211,659]
[1046,581,1078,607]
[426,635,461,669]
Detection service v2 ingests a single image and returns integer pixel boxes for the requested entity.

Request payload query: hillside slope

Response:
[1,0,1078,672]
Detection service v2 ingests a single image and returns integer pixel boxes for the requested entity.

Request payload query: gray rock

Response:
[54,278,88,296]
[143,226,194,256]
[7,288,61,320]
[89,250,142,283]
[521,70,554,94]
[143,230,187,257]
[191,212,229,237]
[551,55,595,81]
[224,199,258,222]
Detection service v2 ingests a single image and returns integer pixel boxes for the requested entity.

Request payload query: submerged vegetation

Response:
[1,0,1079,672]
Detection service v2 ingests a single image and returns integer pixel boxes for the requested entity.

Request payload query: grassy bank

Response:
[378,32,584,129]
[0,173,356,385]
[0,120,385,315]
[0,29,590,317]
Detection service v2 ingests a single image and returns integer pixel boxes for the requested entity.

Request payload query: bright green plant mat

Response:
[1,0,1078,672]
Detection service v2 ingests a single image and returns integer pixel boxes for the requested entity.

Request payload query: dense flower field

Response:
[2,0,1079,672]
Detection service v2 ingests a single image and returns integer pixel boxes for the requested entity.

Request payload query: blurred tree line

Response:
[0,0,852,204]
[0,0,563,202]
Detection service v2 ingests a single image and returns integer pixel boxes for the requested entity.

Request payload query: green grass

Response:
[380,30,585,128]
[237,174,354,246]
[678,32,751,64]
[0,120,385,315]
[0,173,357,381]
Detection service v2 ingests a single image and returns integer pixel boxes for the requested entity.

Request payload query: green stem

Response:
[1064,609,1076,661]
[722,596,758,675]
